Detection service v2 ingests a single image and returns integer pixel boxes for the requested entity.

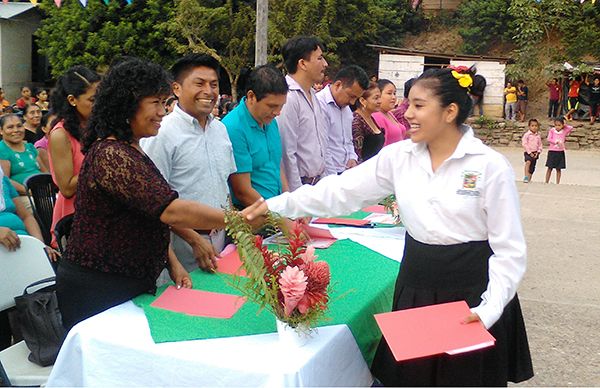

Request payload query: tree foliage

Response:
[457,0,513,54]
[36,0,177,76]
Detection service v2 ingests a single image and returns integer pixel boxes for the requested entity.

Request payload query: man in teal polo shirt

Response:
[223,65,289,208]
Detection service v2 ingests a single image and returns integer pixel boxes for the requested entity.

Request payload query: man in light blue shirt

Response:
[316,65,369,175]
[222,65,288,209]
[142,54,236,274]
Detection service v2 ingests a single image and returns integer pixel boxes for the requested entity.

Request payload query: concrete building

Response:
[0,2,43,102]
[369,45,513,118]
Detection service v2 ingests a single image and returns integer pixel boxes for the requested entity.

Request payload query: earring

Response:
[126,118,130,124]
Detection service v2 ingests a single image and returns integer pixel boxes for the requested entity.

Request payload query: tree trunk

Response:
[230,73,239,103]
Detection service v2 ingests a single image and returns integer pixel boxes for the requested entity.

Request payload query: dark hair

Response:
[528,118,539,126]
[166,95,178,106]
[554,116,565,125]
[35,87,48,97]
[517,79,524,84]
[334,65,369,90]
[403,78,416,98]
[83,58,172,152]
[20,86,31,92]
[171,54,220,84]
[246,64,288,101]
[414,67,474,126]
[0,113,20,129]
[377,79,396,92]
[282,36,324,74]
[553,78,559,82]
[50,66,100,141]
[40,111,56,129]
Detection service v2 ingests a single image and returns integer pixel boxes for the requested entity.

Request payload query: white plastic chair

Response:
[0,235,55,386]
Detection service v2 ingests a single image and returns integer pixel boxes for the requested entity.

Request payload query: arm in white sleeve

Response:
[471,160,527,329]
[266,147,396,218]
[277,97,302,191]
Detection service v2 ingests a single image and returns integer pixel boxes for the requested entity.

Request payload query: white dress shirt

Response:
[141,104,236,271]
[316,85,358,175]
[267,128,527,329]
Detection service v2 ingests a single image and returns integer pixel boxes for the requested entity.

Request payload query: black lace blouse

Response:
[64,139,178,286]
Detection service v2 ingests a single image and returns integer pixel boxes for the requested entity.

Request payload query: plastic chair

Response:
[0,236,55,386]
[24,174,58,246]
[54,214,74,255]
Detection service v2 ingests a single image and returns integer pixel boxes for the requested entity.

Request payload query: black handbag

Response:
[13,277,66,366]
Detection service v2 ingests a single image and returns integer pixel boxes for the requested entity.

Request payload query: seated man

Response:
[222,65,289,208]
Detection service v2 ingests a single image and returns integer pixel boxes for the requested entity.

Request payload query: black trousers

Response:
[56,260,154,331]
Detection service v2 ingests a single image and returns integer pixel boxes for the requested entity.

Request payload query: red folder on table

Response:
[216,245,247,276]
[312,217,371,227]
[362,205,387,214]
[151,286,246,318]
[301,224,337,249]
[374,300,496,362]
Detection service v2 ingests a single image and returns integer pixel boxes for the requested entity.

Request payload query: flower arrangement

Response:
[224,209,331,331]
[380,194,401,224]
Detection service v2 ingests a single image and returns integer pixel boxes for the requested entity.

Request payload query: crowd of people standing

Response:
[1,35,535,386]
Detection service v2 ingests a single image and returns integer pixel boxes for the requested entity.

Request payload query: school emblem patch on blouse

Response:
[457,170,481,196]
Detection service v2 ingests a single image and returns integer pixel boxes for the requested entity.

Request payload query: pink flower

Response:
[299,246,317,264]
[278,266,307,317]
[296,261,330,314]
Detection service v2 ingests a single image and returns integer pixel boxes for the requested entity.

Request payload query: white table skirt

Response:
[47,301,374,387]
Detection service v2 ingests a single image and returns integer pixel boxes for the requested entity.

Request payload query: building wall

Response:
[0,11,41,101]
[377,53,506,118]
[451,60,506,118]
[377,54,424,99]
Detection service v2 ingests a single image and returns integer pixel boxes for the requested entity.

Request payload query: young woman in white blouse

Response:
[263,67,534,386]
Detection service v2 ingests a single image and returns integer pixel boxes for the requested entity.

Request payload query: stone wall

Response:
[470,120,600,150]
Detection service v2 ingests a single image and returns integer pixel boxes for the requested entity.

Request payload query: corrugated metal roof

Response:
[368,44,514,64]
[0,2,37,20]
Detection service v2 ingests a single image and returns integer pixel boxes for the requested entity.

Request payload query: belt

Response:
[300,175,321,185]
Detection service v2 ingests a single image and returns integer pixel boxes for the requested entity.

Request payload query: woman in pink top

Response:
[545,117,573,184]
[48,66,100,247]
[372,79,407,145]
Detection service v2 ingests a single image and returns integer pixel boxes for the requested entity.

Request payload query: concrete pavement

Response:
[494,147,600,386]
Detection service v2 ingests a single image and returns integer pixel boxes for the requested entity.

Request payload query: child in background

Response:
[34,113,57,172]
[521,118,542,183]
[588,77,600,125]
[545,117,573,184]
[565,77,581,121]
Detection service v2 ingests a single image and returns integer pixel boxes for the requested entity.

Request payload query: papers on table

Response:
[301,224,337,249]
[151,286,246,319]
[362,205,387,213]
[217,245,247,276]
[374,301,496,362]
[313,218,372,227]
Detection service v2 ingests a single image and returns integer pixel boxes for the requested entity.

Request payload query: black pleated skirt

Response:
[371,234,534,386]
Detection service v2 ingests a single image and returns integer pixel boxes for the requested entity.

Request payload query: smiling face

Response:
[359,87,382,114]
[404,82,458,144]
[24,104,42,127]
[173,66,219,122]
[0,116,25,145]
[246,91,287,126]
[379,83,397,113]
[129,95,168,141]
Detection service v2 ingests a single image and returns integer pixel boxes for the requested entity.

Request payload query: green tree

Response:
[36,0,178,76]
[167,0,255,101]
[458,0,513,54]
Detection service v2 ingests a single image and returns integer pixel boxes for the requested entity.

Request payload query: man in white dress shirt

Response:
[142,54,236,273]
[316,65,369,175]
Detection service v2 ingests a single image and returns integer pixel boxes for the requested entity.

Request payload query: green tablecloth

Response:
[133,239,400,365]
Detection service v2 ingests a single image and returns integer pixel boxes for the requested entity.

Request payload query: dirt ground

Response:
[495,147,600,387]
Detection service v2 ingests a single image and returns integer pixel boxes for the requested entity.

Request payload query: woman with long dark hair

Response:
[47,66,100,248]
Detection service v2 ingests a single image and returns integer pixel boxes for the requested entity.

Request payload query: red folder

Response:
[312,218,371,227]
[362,205,387,213]
[151,286,246,319]
[216,245,247,276]
[374,301,496,362]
